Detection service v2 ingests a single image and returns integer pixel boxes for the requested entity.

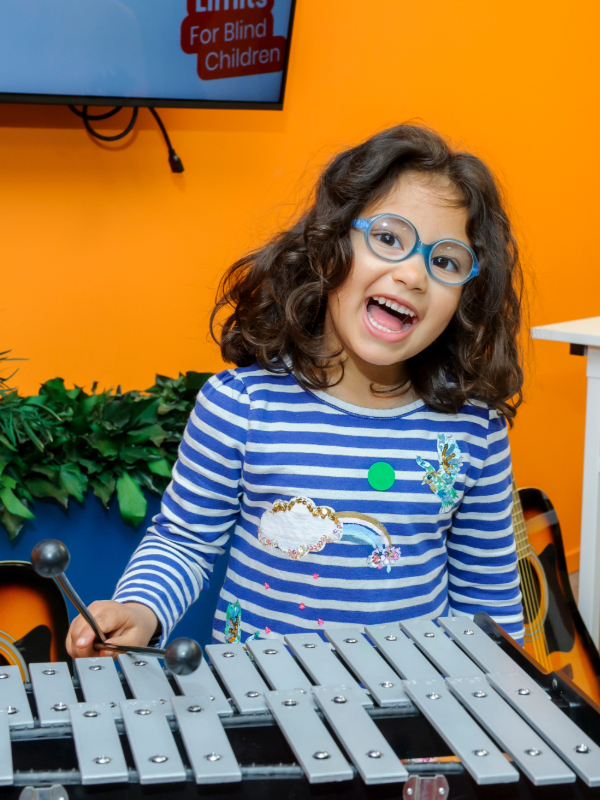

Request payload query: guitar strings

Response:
[512,480,536,640]
[519,522,552,670]
[519,536,551,667]
[526,559,551,669]
[520,558,551,669]
[516,513,548,667]
[512,487,542,664]
[518,557,543,664]
[512,480,552,670]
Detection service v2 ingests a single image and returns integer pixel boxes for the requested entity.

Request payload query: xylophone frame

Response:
[2,613,600,800]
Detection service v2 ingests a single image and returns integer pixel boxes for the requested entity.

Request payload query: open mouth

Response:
[366,296,418,333]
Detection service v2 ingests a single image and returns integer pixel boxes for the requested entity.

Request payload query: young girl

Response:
[67,124,525,658]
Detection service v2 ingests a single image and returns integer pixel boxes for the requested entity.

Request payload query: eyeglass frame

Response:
[351,214,480,287]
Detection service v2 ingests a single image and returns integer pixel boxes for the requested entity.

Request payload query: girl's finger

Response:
[68,604,123,656]
[74,625,97,648]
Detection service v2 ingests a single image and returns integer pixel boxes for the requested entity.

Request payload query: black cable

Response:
[83,105,138,141]
[148,107,184,173]
[67,105,184,173]
[68,105,122,121]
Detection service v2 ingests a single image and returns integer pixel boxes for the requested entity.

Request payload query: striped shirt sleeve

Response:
[112,371,249,643]
[446,411,525,643]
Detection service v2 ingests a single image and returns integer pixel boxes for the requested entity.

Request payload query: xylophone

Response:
[2,613,600,800]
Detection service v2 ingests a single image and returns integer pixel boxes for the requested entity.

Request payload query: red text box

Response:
[181,0,287,81]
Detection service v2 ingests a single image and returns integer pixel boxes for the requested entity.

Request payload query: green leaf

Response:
[70,413,89,436]
[1,475,17,489]
[158,402,188,415]
[81,393,106,416]
[31,464,60,479]
[120,445,157,464]
[25,477,69,508]
[95,470,116,487]
[185,371,211,395]
[0,506,26,540]
[126,424,167,446]
[130,398,160,427]
[40,378,69,404]
[59,463,88,503]
[0,434,16,452]
[91,476,116,509]
[103,400,131,429]
[135,470,164,495]
[148,458,173,478]
[116,472,147,527]
[87,432,120,457]
[21,418,45,451]
[77,457,102,474]
[0,486,35,519]
[0,456,11,477]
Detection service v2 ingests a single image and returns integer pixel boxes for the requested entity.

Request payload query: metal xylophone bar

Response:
[1,615,600,793]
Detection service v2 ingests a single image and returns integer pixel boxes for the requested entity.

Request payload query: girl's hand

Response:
[66,601,159,659]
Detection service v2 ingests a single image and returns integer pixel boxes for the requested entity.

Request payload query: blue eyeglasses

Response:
[351,214,479,287]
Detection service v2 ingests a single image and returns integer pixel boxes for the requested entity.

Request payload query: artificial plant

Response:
[0,352,210,540]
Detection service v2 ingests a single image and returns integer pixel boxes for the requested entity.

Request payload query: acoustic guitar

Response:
[0,561,71,680]
[513,477,600,703]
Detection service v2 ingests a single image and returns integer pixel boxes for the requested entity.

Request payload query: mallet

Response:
[30,538,202,675]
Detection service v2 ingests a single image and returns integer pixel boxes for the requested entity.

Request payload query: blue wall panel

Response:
[0,493,230,648]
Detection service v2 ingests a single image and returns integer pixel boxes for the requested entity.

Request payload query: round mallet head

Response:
[164,637,202,676]
[31,539,70,578]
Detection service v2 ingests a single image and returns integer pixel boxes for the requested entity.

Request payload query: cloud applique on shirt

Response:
[258,500,401,571]
[258,496,342,559]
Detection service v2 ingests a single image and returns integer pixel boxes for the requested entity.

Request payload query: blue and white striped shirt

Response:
[113,366,524,644]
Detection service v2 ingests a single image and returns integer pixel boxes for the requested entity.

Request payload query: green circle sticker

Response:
[367,462,396,491]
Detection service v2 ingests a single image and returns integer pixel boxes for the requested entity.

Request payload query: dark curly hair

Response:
[211,124,524,422]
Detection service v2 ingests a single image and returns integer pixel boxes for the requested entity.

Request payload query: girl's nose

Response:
[390,253,428,291]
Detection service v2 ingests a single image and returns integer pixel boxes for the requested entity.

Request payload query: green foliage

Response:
[0,352,211,540]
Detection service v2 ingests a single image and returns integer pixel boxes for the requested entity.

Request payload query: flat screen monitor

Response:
[0,0,296,109]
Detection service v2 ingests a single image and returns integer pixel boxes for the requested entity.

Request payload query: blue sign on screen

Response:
[0,0,293,104]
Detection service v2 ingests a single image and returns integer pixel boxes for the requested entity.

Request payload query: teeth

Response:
[370,297,416,317]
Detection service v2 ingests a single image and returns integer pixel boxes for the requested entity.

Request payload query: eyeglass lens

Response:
[367,215,473,284]
[367,216,416,260]
[429,241,474,284]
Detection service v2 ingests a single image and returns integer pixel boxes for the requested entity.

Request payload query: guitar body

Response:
[0,561,71,678]
[516,486,600,703]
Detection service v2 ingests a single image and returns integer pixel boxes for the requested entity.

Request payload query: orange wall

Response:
[2,0,599,570]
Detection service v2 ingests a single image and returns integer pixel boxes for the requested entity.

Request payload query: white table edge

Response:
[531,317,600,347]
[530,316,600,646]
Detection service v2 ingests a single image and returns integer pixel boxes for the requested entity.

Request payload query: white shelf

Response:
[531,316,600,347]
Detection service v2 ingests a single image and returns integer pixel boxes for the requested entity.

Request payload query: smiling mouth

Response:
[366,296,418,333]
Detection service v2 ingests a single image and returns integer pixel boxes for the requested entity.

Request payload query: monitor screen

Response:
[0,0,296,109]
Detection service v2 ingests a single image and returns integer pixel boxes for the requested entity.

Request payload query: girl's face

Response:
[326,172,470,376]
